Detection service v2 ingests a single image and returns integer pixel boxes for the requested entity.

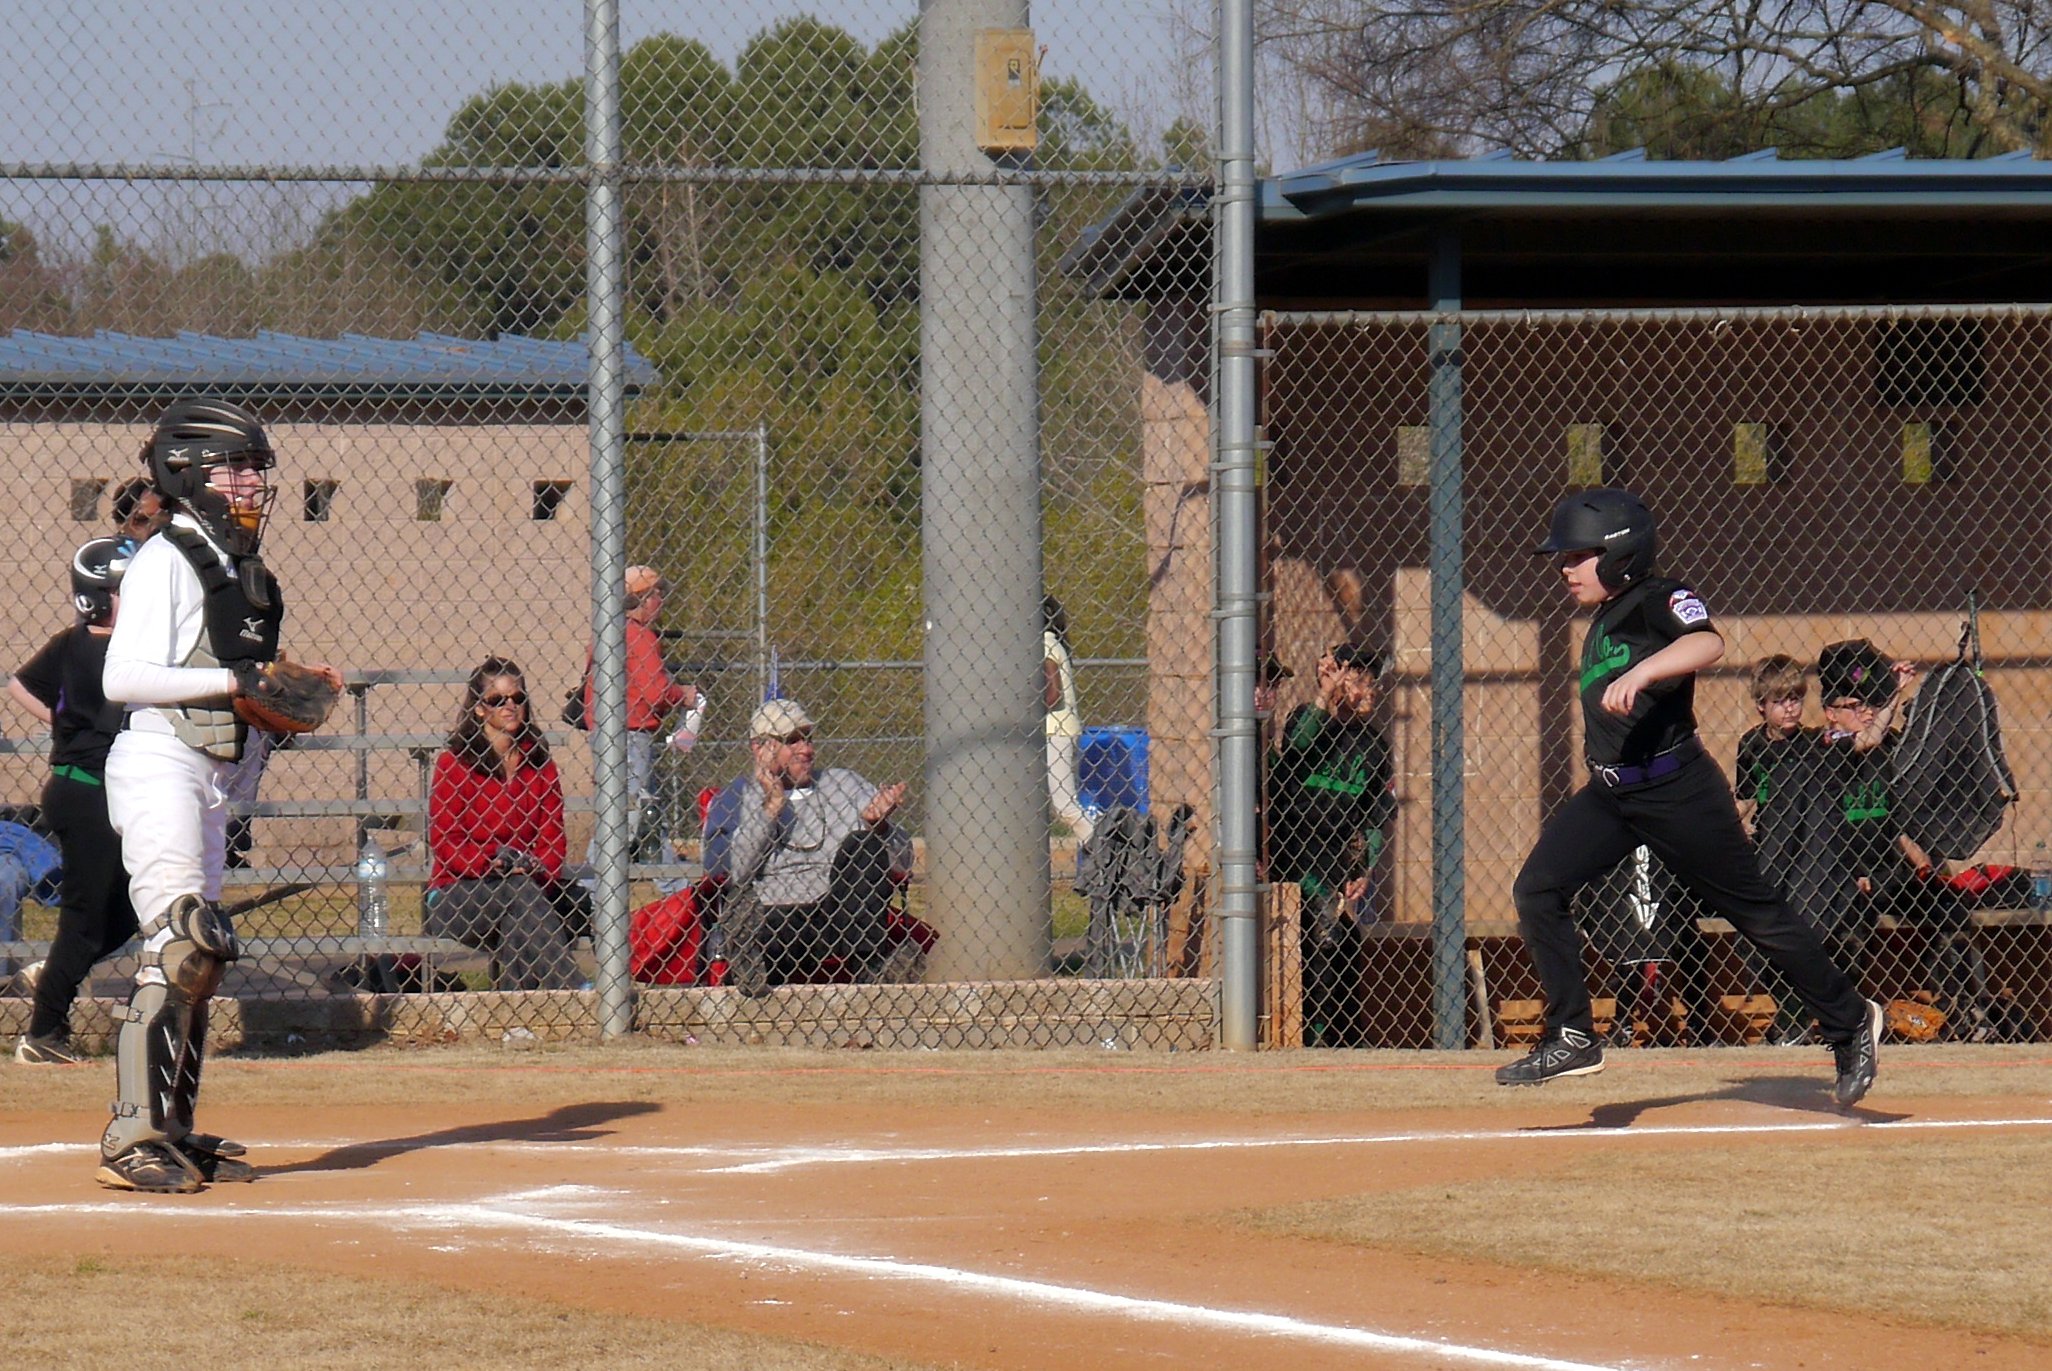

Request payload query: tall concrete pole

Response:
[919,0,1050,979]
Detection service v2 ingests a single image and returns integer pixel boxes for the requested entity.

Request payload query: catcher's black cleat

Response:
[175,1135,256,1183]
[1495,1026,1605,1086]
[96,1142,206,1194]
[180,1131,247,1158]
[1831,1000,1884,1108]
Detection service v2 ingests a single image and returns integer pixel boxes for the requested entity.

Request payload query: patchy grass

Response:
[1233,1133,2052,1338]
[1,1255,955,1370]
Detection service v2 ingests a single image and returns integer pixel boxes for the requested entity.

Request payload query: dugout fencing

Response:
[1257,304,2052,1051]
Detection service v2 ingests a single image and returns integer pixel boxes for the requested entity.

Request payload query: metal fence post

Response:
[585,0,632,1038]
[1428,237,1470,1050]
[1215,0,1260,1050]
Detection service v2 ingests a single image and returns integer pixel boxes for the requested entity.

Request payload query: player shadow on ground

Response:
[1522,1073,1910,1132]
[257,1100,662,1177]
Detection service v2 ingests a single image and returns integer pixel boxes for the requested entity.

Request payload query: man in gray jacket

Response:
[703,699,911,993]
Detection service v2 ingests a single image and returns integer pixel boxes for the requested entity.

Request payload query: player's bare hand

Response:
[1601,670,1644,716]
[1315,650,1342,709]
[1892,660,1919,689]
[862,782,907,827]
[1342,874,1370,905]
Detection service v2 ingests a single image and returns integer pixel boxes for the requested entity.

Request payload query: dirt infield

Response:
[4,1043,2051,1369]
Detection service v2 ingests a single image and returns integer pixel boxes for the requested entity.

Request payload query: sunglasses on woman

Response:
[481,691,529,708]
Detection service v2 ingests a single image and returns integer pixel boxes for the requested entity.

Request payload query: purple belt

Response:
[1588,738,1701,788]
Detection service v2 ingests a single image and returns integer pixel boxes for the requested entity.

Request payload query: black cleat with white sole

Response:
[1495,1026,1605,1086]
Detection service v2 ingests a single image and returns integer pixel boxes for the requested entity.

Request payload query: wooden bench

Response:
[1263,894,2052,1049]
[1493,994,1781,1047]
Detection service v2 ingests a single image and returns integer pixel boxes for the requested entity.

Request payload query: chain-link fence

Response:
[1259,305,2052,1052]
[0,2,1221,1052]
[18,9,2033,1064]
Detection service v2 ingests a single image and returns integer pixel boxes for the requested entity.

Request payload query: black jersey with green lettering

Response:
[1816,732,1898,882]
[1266,705,1395,898]
[1578,575,1718,766]
[1735,723,1821,881]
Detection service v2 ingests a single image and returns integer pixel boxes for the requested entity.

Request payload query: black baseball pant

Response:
[1512,753,1867,1043]
[27,771,138,1041]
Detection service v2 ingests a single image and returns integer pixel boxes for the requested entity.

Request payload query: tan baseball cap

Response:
[749,698,815,739]
[625,564,666,597]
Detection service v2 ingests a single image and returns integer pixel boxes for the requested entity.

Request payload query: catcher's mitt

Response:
[1885,997,1947,1044]
[233,659,340,735]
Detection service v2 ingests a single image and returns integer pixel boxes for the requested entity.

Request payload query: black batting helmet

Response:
[1534,488,1657,592]
[146,398,276,557]
[71,536,134,626]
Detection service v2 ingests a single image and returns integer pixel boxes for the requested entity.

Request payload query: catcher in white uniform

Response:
[96,399,340,1194]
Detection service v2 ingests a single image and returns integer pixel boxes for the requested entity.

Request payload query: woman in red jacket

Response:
[426,658,580,989]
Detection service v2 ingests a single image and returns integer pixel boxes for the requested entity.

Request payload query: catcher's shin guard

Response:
[101,895,238,1161]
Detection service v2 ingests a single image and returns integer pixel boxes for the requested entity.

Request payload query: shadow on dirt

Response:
[259,1099,662,1176]
[1523,1073,1910,1131]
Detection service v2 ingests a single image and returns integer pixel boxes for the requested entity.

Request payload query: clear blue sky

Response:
[5,0,1197,168]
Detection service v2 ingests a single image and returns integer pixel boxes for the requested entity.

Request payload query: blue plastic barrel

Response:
[1078,726,1149,815]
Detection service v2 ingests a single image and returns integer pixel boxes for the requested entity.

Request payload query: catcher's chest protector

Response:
[161,527,284,762]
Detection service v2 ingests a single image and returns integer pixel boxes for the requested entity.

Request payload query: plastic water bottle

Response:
[355,835,390,938]
[630,794,667,863]
[2032,843,2052,912]
[670,691,705,753]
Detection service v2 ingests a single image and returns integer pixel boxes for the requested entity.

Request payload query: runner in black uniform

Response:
[1499,489,1882,1105]
[11,539,141,1064]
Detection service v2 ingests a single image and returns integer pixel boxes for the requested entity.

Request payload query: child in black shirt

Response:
[1733,654,1823,1041]
[7,539,140,1064]
[1266,645,1396,1047]
[1799,640,1923,980]
[1502,489,1881,1105]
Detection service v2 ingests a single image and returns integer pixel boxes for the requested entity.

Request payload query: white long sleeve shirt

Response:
[102,514,239,738]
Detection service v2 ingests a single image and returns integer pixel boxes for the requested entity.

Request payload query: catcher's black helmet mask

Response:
[146,398,277,558]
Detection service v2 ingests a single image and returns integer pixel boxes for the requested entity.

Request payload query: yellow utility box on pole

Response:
[974,29,1038,152]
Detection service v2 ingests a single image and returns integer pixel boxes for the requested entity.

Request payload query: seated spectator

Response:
[703,699,913,994]
[426,658,580,990]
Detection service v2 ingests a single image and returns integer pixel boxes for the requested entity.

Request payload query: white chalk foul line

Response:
[0,1188,1644,1371]
[6,1113,2052,1173]
[642,1112,2052,1174]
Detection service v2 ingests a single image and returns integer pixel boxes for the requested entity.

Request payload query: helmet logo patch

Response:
[1668,588,1709,626]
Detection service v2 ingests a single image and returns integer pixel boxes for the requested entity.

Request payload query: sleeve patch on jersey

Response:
[1668,587,1710,626]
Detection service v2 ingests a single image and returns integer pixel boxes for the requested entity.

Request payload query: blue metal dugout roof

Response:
[1069,149,2052,306]
[0,330,657,405]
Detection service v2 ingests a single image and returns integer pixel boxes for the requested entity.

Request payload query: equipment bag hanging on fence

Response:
[1893,593,2019,864]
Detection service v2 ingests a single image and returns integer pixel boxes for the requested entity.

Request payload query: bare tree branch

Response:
[1257,0,2052,158]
